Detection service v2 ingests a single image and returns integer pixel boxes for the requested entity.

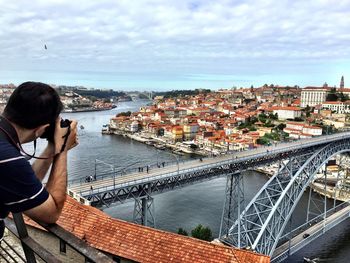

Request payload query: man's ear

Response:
[35,124,50,137]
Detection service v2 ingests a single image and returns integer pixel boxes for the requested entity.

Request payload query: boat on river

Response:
[101,124,111,134]
[154,144,166,150]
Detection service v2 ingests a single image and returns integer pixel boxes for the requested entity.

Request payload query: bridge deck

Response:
[68,133,350,197]
[272,204,350,262]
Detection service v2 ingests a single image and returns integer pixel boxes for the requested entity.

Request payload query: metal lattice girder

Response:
[80,131,338,207]
[85,148,316,208]
[223,153,314,249]
[224,139,350,256]
[133,196,156,227]
[219,171,244,246]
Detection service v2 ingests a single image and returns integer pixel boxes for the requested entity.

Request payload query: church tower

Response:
[340,76,344,89]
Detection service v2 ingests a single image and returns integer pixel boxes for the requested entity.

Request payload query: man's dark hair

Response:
[3,82,63,129]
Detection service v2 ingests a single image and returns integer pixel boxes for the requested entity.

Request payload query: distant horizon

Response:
[0,69,347,92]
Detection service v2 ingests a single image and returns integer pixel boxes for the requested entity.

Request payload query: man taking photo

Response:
[0,81,78,241]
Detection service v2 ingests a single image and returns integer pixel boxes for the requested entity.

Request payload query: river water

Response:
[40,100,350,262]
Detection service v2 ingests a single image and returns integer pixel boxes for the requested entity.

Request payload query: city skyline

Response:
[0,0,349,90]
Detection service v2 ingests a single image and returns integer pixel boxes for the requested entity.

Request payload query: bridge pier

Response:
[219,171,245,247]
[133,184,156,227]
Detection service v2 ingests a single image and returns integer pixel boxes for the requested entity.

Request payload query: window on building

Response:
[59,239,66,254]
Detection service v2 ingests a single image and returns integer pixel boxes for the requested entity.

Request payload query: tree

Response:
[264,120,274,127]
[116,111,132,117]
[269,112,278,120]
[304,105,312,118]
[258,113,267,123]
[338,92,349,102]
[276,123,286,131]
[177,228,188,236]
[326,87,338,101]
[257,137,270,145]
[191,224,213,241]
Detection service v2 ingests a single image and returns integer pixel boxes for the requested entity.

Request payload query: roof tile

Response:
[24,197,270,263]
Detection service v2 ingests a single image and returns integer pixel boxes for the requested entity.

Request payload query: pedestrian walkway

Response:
[68,132,350,199]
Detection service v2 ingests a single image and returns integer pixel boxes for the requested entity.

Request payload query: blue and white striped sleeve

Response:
[0,147,49,213]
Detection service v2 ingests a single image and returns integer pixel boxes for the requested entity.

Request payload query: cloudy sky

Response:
[0,0,349,91]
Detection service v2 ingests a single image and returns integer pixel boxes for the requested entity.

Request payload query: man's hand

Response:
[26,120,78,224]
[53,118,78,155]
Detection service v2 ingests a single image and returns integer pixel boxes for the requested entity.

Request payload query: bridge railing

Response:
[68,132,350,190]
[273,201,350,262]
[77,160,222,196]
[75,133,350,197]
[279,201,349,243]
[71,147,264,192]
[76,146,282,197]
[67,159,185,187]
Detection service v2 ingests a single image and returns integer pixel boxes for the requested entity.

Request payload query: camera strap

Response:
[60,125,71,153]
[0,116,40,159]
[0,116,21,149]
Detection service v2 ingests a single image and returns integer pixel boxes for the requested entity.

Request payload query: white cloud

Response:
[0,0,349,88]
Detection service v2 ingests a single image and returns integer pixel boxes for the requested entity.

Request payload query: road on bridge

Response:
[272,204,350,260]
[68,132,350,196]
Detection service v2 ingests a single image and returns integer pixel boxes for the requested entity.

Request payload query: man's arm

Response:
[24,120,78,224]
[24,152,68,223]
[31,143,55,181]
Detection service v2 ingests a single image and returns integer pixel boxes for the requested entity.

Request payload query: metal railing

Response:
[68,131,350,189]
[272,202,350,262]
[279,201,349,242]
[1,213,114,263]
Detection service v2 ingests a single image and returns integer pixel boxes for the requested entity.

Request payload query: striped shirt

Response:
[0,139,49,239]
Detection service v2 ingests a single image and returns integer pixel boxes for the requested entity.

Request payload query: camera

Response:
[40,119,72,142]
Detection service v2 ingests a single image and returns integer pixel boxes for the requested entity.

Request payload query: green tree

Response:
[304,105,312,118]
[258,113,267,123]
[326,87,338,101]
[270,113,278,120]
[177,228,188,236]
[276,123,286,130]
[116,111,132,117]
[191,224,213,241]
[338,92,349,102]
[257,137,270,145]
[264,120,275,127]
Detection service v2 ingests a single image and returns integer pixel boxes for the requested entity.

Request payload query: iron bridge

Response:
[68,132,350,258]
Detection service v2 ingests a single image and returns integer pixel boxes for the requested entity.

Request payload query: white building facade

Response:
[322,101,350,114]
[301,87,328,107]
[272,107,302,120]
[283,122,322,139]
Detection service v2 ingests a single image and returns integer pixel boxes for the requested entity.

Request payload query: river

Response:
[33,100,350,262]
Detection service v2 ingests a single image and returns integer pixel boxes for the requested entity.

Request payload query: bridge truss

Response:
[220,138,350,257]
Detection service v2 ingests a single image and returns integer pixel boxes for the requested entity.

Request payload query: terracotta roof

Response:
[286,121,306,126]
[323,101,343,104]
[338,88,350,92]
[270,106,301,111]
[284,127,302,132]
[32,197,267,263]
[292,99,301,105]
[302,86,329,91]
[303,125,322,130]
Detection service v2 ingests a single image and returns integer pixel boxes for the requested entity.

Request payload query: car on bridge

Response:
[303,233,310,239]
